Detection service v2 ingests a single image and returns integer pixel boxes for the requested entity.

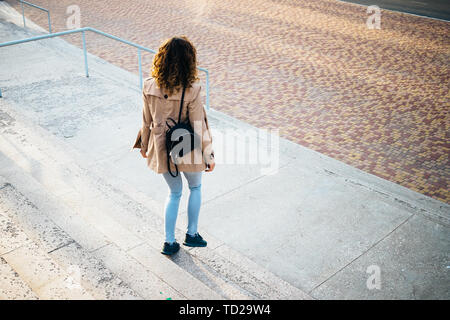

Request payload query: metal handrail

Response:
[0,27,210,109]
[19,0,52,33]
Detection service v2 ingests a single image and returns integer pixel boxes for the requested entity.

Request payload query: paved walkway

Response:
[1,4,449,299]
[4,0,449,203]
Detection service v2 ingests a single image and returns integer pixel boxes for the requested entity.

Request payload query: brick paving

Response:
[4,0,449,203]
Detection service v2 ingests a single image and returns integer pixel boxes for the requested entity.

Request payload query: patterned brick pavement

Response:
[5,0,449,203]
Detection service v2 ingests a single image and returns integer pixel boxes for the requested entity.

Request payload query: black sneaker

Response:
[161,241,180,255]
[183,233,207,247]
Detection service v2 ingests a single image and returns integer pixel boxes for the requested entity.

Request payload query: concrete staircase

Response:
[0,3,312,300]
[0,96,310,299]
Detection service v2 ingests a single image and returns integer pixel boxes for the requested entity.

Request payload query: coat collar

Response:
[143,77,201,102]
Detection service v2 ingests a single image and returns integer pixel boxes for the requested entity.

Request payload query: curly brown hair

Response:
[151,36,199,96]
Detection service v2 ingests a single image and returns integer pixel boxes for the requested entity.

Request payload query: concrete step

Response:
[0,208,93,299]
[0,180,141,300]
[0,256,38,300]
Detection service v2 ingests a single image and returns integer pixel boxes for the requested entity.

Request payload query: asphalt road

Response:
[341,0,450,21]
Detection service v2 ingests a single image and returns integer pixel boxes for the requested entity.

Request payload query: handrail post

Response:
[82,30,89,77]
[205,70,210,110]
[19,1,52,33]
[137,48,143,90]
[21,1,26,29]
[47,11,52,33]
[0,27,210,104]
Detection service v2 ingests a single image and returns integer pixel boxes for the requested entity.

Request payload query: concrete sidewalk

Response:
[1,3,449,299]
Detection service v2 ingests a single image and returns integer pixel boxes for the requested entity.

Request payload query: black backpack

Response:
[165,86,199,177]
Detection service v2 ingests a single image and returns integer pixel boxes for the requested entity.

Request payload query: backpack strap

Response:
[166,118,177,129]
[167,150,179,177]
[177,86,186,123]
[167,85,186,177]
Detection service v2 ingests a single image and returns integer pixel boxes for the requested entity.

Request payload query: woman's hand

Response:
[140,149,147,158]
[205,162,215,172]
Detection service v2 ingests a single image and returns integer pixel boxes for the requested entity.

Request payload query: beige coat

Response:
[133,77,214,173]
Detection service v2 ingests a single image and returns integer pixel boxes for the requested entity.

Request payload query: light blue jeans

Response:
[162,171,202,244]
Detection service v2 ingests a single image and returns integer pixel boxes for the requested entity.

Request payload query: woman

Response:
[133,36,215,256]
